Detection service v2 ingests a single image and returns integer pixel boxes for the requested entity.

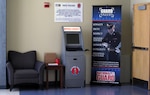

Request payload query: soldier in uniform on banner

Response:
[102,23,121,62]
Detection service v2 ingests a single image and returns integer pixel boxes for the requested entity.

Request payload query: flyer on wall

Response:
[54,2,83,22]
[91,5,121,84]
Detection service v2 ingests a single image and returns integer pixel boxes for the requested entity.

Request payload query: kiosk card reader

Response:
[61,26,85,88]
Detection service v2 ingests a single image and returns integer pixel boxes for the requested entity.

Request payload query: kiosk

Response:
[61,26,85,88]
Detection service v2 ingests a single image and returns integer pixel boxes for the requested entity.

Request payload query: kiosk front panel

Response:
[61,26,85,88]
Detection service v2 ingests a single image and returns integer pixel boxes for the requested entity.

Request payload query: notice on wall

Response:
[54,2,83,22]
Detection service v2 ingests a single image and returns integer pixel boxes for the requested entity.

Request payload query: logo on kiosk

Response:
[71,66,80,75]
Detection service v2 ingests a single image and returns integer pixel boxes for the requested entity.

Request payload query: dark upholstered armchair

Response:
[6,51,45,91]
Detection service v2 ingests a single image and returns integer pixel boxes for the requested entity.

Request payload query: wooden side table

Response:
[46,64,64,89]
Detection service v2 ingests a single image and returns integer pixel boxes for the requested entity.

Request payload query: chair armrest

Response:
[35,61,45,72]
[6,62,14,85]
[35,61,45,84]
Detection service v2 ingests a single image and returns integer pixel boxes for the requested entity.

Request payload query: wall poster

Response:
[91,5,121,84]
[54,2,83,22]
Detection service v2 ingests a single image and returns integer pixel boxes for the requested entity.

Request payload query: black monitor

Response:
[66,34,79,44]
[65,33,82,51]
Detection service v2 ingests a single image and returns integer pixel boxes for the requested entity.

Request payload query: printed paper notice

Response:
[54,2,83,22]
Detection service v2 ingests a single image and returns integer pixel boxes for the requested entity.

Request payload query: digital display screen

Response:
[66,34,79,44]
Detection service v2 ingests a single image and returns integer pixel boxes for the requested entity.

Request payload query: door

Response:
[132,3,150,83]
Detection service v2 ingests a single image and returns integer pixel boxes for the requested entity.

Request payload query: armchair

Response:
[6,51,45,91]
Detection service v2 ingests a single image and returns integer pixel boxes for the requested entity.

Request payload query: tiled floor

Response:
[1,84,150,95]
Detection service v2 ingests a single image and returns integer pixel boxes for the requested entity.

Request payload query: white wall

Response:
[7,0,131,84]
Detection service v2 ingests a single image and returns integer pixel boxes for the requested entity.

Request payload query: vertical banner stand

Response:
[91,5,122,85]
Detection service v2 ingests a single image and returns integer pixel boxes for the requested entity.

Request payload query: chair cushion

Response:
[14,69,38,78]
[8,51,36,69]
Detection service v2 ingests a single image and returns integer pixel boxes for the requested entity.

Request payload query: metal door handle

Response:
[73,58,77,60]
[132,46,148,50]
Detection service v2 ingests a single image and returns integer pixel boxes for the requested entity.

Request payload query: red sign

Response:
[44,2,50,8]
[96,71,115,82]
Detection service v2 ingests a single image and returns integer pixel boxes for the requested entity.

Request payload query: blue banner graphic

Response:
[91,5,121,84]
